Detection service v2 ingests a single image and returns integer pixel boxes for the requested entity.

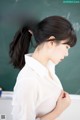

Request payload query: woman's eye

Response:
[66,46,68,49]
[66,45,70,49]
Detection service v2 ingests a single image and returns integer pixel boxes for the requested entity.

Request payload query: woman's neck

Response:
[32,47,48,67]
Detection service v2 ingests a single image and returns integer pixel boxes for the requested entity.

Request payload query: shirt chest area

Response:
[35,74,62,116]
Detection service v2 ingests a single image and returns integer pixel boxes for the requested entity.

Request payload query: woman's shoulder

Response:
[16,65,38,85]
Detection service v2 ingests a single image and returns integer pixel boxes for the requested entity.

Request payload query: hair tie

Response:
[28,30,33,35]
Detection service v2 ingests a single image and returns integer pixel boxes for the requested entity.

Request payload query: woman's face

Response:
[48,40,70,64]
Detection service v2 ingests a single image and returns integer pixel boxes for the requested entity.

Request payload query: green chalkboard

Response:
[0,0,80,94]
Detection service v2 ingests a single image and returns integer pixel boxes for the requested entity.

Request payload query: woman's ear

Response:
[46,36,56,49]
[48,36,55,40]
[48,36,55,46]
[47,41,54,49]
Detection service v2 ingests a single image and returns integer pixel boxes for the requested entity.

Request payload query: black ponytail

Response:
[9,25,32,69]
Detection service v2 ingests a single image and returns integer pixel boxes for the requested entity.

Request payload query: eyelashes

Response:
[66,45,70,49]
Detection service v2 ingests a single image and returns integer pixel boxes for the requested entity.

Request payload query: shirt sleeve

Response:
[12,77,40,120]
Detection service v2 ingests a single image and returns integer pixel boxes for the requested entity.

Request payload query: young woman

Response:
[9,16,77,120]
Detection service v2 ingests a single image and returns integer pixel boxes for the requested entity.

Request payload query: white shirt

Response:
[12,54,63,120]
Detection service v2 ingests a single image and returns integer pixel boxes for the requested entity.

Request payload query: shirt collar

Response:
[25,54,49,77]
[47,60,56,74]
